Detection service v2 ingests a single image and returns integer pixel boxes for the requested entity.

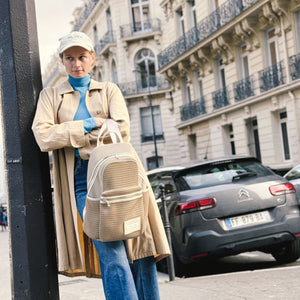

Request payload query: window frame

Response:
[279,110,291,161]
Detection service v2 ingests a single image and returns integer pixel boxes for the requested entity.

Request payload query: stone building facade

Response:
[43,0,300,173]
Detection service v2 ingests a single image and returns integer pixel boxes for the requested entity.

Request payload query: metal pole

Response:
[0,0,59,298]
[159,183,175,281]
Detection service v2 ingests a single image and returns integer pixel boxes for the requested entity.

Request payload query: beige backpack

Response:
[83,120,149,242]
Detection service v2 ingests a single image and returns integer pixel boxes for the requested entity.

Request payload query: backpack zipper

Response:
[101,190,143,207]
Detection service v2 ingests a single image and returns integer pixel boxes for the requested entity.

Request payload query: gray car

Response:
[148,156,300,276]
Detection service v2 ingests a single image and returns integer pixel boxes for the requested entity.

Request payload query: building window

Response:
[295,10,300,51]
[229,124,236,155]
[182,76,191,104]
[111,60,118,84]
[176,8,185,37]
[280,111,290,160]
[246,118,261,162]
[188,134,197,160]
[93,25,98,45]
[131,0,150,32]
[239,44,250,78]
[106,8,113,32]
[188,0,197,29]
[193,71,204,99]
[266,28,279,66]
[140,106,163,143]
[217,58,226,89]
[135,48,156,90]
[147,156,163,171]
[223,124,235,155]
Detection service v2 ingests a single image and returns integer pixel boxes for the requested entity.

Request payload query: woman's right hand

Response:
[94,117,105,128]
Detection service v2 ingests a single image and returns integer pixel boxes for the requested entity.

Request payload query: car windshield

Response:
[285,166,300,180]
[175,160,273,191]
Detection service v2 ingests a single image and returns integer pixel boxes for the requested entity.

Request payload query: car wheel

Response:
[271,239,300,263]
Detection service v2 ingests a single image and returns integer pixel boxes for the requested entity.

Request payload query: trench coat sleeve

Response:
[32,87,86,152]
[78,82,130,159]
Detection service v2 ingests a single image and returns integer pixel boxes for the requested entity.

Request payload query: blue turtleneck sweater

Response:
[68,74,97,156]
[68,74,97,134]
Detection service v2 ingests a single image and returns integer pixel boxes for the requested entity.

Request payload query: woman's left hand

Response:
[94,117,105,128]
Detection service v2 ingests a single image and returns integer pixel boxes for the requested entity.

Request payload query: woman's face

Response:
[62,46,95,78]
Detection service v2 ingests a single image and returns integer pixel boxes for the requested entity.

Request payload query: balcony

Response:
[158,0,260,70]
[258,62,284,93]
[233,76,254,102]
[119,76,170,96]
[120,18,161,39]
[95,30,115,56]
[289,53,300,81]
[180,98,206,121]
[213,87,229,109]
[73,0,98,31]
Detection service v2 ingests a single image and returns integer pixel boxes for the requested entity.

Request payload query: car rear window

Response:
[175,160,273,191]
[285,166,300,180]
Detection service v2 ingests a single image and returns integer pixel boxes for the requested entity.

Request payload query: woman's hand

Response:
[94,117,105,128]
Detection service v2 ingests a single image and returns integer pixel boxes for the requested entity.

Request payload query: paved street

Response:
[2,229,300,299]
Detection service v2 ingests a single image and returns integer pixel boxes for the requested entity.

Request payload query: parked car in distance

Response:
[147,156,300,276]
[284,165,300,203]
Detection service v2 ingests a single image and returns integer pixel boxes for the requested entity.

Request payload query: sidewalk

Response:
[1,229,300,299]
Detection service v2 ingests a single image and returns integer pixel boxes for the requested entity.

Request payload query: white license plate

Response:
[225,211,271,229]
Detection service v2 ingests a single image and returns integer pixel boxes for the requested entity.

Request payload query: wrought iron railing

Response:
[95,30,115,55]
[73,0,98,31]
[141,132,164,143]
[212,87,229,109]
[158,0,260,69]
[180,97,206,121]
[233,76,254,101]
[120,18,161,39]
[289,53,300,80]
[118,76,170,96]
[259,62,284,92]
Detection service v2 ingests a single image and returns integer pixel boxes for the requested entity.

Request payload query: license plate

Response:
[225,211,271,229]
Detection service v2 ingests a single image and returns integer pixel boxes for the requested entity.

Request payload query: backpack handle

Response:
[97,119,123,146]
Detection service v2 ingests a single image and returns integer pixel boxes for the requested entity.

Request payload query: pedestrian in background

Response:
[32,31,170,299]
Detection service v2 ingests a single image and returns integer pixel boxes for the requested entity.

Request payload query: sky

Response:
[35,0,84,72]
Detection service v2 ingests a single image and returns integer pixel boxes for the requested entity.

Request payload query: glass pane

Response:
[141,108,152,135]
[142,5,150,29]
[269,41,277,65]
[281,122,290,160]
[132,7,141,31]
[220,68,226,88]
[242,55,250,77]
[253,128,261,162]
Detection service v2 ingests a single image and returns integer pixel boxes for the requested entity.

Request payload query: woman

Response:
[32,31,170,299]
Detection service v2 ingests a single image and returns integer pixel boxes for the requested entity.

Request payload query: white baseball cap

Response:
[59,31,94,54]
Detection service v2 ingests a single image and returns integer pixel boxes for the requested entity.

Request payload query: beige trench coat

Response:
[32,79,170,277]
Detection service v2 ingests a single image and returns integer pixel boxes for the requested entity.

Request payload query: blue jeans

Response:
[74,157,160,300]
